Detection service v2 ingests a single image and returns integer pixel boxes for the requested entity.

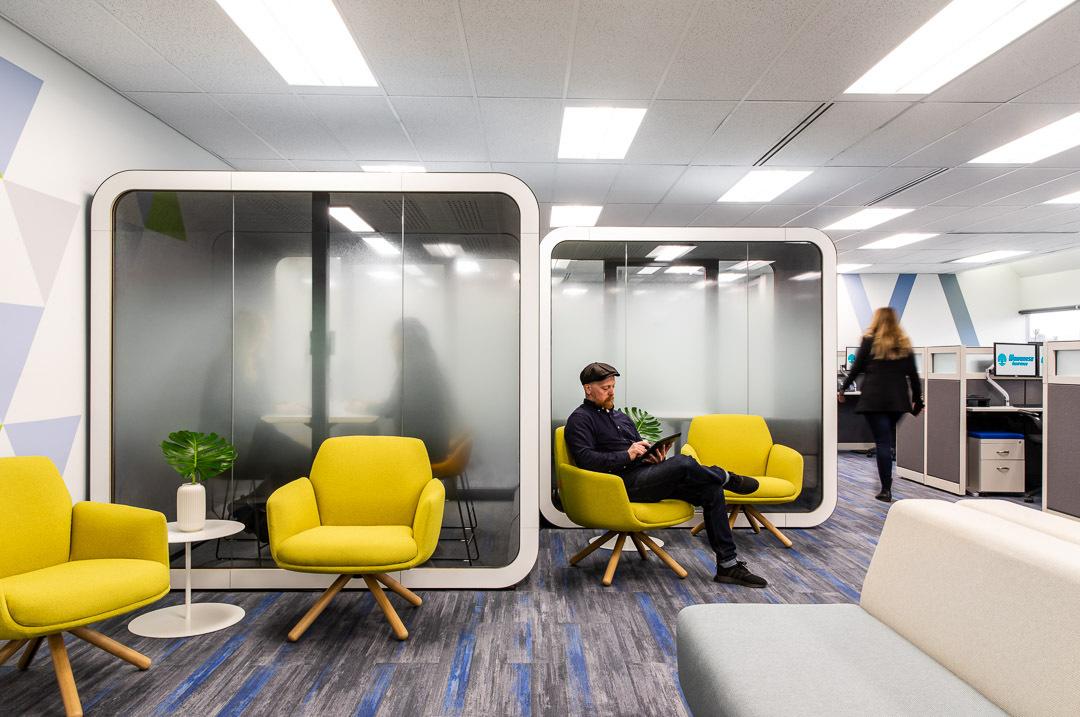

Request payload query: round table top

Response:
[166,519,245,543]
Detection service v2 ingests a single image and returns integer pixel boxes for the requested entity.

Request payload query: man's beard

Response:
[602,396,615,410]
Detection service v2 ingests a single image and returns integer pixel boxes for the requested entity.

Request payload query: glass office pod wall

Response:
[542,228,836,528]
[93,172,539,589]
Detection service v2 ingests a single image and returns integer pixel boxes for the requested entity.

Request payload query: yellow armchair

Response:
[267,436,445,642]
[554,427,694,586]
[681,415,804,547]
[0,456,169,717]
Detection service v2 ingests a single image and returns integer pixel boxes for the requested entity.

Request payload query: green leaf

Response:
[161,430,238,483]
[619,406,663,442]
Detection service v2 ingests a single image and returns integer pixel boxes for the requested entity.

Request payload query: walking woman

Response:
[839,307,923,502]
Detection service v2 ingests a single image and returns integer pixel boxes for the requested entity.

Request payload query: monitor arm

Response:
[985,367,1011,407]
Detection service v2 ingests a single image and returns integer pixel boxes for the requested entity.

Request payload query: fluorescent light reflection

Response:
[837,264,871,273]
[791,271,822,281]
[562,287,589,296]
[728,260,774,271]
[952,250,1028,263]
[423,243,464,258]
[637,266,661,275]
[558,107,647,159]
[718,170,813,202]
[664,266,705,275]
[329,206,374,232]
[715,273,743,283]
[550,205,602,227]
[455,259,481,274]
[861,233,938,249]
[824,208,913,231]
[970,112,1080,164]
[647,245,695,261]
[362,235,400,256]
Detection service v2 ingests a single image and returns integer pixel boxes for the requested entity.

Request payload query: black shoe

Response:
[875,489,892,503]
[724,472,759,495]
[714,560,768,588]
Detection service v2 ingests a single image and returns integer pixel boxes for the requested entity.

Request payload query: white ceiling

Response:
[3,0,1080,273]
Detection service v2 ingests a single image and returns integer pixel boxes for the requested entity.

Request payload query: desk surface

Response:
[966,406,1043,413]
[261,414,378,424]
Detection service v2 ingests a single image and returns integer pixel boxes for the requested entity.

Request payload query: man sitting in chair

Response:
[564,362,768,588]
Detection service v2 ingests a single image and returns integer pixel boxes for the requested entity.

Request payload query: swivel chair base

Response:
[2,627,152,717]
[287,573,423,643]
[569,530,688,586]
[690,505,793,548]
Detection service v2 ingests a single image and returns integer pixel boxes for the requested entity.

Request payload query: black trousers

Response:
[863,411,903,490]
[620,455,737,564]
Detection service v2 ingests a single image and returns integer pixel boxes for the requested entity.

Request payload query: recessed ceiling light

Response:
[728,260,774,271]
[455,259,481,274]
[846,0,1073,95]
[360,164,426,173]
[215,0,376,86]
[404,264,423,276]
[553,259,571,270]
[824,208,913,231]
[951,250,1029,264]
[647,245,695,261]
[329,206,374,232]
[558,107,647,159]
[715,272,743,283]
[362,235,400,256]
[562,287,589,296]
[423,243,464,258]
[970,112,1080,164]
[637,266,661,275]
[664,266,705,275]
[791,271,822,281]
[1045,188,1080,204]
[718,170,813,202]
[550,205,602,227]
[836,264,870,273]
[861,232,938,250]
[367,269,398,281]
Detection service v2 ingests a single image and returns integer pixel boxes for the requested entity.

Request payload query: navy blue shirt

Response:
[565,399,642,475]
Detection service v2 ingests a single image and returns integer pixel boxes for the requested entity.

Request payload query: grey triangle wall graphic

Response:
[0,56,43,177]
[0,302,44,421]
[5,181,80,302]
[4,415,82,475]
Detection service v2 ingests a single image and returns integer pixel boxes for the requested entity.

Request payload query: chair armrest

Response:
[680,443,700,462]
[69,502,169,567]
[266,477,321,560]
[412,479,446,562]
[558,464,638,528]
[766,443,804,495]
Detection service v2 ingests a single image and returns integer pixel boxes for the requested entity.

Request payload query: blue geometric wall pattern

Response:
[0,56,43,178]
[0,302,44,421]
[4,415,82,475]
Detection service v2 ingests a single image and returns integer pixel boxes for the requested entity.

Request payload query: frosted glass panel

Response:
[933,352,958,374]
[1055,349,1080,377]
[965,353,993,374]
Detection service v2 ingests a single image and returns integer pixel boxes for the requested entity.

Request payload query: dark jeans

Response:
[863,411,902,490]
[620,454,737,564]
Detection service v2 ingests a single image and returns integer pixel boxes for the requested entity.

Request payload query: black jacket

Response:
[841,336,923,414]
[564,399,642,475]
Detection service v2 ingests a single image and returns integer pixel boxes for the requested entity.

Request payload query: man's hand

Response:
[643,443,668,464]
[627,440,650,461]
[837,392,845,404]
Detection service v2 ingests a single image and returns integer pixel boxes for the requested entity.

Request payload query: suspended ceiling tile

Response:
[625,101,735,164]
[915,205,1026,233]
[772,166,880,205]
[606,165,685,204]
[460,0,574,98]
[830,103,995,167]
[692,102,820,166]
[877,205,964,232]
[788,205,867,231]
[1032,142,1080,169]
[767,101,910,166]
[551,163,621,203]
[212,94,347,160]
[691,203,763,226]
[479,98,562,163]
[661,166,748,204]
[567,0,697,100]
[1017,62,1080,103]
[299,94,417,161]
[224,158,296,171]
[643,204,709,226]
[739,204,816,227]
[883,166,1011,207]
[960,205,1074,232]
[126,92,279,159]
[492,162,556,202]
[391,97,486,162]
[596,204,656,226]
[290,159,359,171]
[824,167,938,205]
[942,168,1075,206]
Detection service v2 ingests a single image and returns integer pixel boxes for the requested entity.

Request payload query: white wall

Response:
[1019,269,1080,311]
[0,17,227,499]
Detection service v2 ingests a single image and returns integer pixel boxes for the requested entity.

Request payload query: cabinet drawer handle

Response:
[996,450,1010,455]
[996,466,1010,472]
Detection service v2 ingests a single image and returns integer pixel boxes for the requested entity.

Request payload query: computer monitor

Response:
[844,346,860,371]
[993,342,1039,377]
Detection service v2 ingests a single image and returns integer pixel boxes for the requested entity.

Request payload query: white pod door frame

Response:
[540,227,837,529]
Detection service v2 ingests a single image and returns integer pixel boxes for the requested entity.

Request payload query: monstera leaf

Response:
[161,430,238,484]
[620,406,663,442]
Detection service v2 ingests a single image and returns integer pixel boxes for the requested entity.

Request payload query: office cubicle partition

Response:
[895,348,927,484]
[925,346,964,495]
[1044,341,1080,521]
[539,227,837,529]
[90,171,539,589]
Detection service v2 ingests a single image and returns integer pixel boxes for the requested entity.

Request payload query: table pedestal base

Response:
[128,603,245,638]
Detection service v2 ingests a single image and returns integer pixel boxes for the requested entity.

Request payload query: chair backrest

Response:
[553,426,576,490]
[0,456,73,578]
[685,414,773,476]
[309,436,433,526]
[430,435,472,479]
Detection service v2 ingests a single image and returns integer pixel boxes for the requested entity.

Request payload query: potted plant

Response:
[161,430,237,532]
[619,406,663,442]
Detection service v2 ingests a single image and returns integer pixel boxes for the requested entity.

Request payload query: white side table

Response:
[128,520,246,638]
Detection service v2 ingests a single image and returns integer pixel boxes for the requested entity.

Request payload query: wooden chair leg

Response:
[629,532,649,560]
[47,634,83,717]
[601,533,627,586]
[288,573,351,642]
[375,573,422,607]
[746,506,793,548]
[17,637,43,670]
[636,533,688,579]
[743,507,761,534]
[0,639,28,667]
[569,530,617,565]
[70,628,150,670]
[689,521,706,536]
[727,505,740,529]
[363,575,408,640]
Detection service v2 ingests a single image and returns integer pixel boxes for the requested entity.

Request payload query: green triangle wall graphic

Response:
[5,181,80,302]
[145,191,187,241]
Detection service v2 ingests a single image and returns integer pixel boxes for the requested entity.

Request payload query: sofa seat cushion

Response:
[677,603,1004,717]
[1,559,169,628]
[276,525,418,569]
[630,499,694,526]
[723,475,797,503]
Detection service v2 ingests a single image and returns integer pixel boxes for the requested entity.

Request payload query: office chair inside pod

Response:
[429,435,480,565]
[266,436,445,641]
[553,427,694,586]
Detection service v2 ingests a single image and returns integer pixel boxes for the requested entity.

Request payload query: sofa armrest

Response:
[69,502,169,566]
[412,479,446,562]
[266,477,321,560]
[558,464,638,528]
[766,443,804,495]
[680,443,700,462]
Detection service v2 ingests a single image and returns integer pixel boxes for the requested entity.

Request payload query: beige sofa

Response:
[677,499,1080,716]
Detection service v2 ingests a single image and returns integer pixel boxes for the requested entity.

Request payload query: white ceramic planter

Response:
[176,482,206,532]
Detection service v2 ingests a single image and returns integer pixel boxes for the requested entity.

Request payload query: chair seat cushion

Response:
[724,475,797,503]
[276,525,418,569]
[1,559,169,628]
[677,604,1005,717]
[630,499,694,526]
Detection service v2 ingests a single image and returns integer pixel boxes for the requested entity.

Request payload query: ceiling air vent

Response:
[754,103,833,166]
[865,168,948,206]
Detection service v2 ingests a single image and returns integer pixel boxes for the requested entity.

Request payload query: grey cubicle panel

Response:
[1045,341,1080,521]
[925,346,964,495]
[896,347,926,483]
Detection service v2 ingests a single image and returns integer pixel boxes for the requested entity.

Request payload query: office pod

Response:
[89,171,539,589]
[540,227,837,530]
[1044,341,1080,521]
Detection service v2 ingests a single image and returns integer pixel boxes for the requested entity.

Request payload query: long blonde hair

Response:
[866,307,912,360]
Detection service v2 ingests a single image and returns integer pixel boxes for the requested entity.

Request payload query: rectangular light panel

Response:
[861,232,938,249]
[952,250,1029,263]
[715,272,743,283]
[970,112,1080,163]
[846,0,1074,94]
[558,107,647,159]
[362,235,400,256]
[637,266,661,275]
[824,208,913,231]
[836,263,870,272]
[647,245,695,261]
[216,0,377,86]
[717,170,813,202]
[550,205,603,227]
[1045,188,1080,203]
[329,206,374,232]
[664,266,705,275]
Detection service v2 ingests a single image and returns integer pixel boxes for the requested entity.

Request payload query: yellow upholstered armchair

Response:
[681,414,803,548]
[554,427,694,586]
[267,436,444,642]
[0,456,170,717]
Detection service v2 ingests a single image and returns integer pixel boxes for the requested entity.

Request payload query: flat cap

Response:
[580,361,620,385]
